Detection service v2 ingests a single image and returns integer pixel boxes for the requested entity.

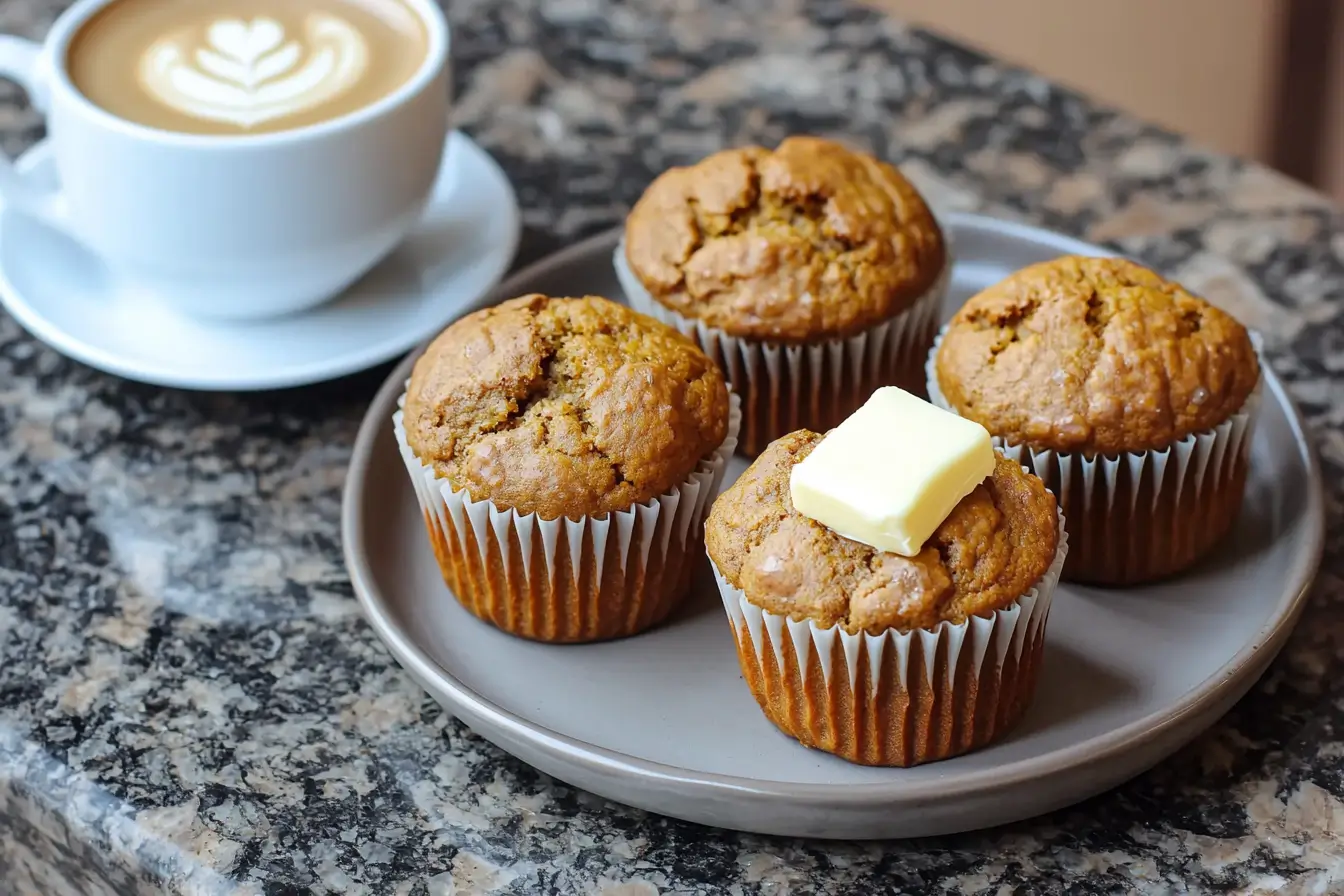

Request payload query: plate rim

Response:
[0,131,521,391]
[342,215,1326,811]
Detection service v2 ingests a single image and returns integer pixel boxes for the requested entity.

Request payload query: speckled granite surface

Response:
[1,0,1342,893]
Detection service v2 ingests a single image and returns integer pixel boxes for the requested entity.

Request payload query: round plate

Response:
[342,214,1325,839]
[0,131,520,391]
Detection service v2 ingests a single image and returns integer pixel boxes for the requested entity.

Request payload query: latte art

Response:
[141,15,368,129]
[67,0,429,136]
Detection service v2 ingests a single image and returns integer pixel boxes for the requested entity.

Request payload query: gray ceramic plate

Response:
[342,213,1325,839]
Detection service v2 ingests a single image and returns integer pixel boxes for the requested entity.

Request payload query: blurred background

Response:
[880,0,1344,200]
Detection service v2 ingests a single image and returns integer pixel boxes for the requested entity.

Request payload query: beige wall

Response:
[1322,10,1344,198]
[878,0,1286,161]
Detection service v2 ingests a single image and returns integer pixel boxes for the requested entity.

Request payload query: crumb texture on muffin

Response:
[404,294,729,519]
[623,136,946,342]
[935,256,1260,455]
[705,431,1058,634]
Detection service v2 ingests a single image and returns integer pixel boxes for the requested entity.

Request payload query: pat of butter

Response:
[789,387,995,556]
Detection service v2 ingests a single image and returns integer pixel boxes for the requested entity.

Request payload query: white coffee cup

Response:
[0,0,451,321]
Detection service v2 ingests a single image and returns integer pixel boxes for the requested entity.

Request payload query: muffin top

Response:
[622,136,946,343]
[404,294,730,520]
[705,431,1058,634]
[934,256,1260,456]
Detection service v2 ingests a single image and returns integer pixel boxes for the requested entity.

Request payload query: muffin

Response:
[395,294,740,642]
[705,432,1066,767]
[928,255,1262,585]
[615,135,949,455]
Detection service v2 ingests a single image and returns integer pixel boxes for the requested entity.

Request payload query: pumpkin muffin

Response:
[706,431,1066,767]
[929,255,1262,585]
[396,294,739,642]
[616,135,949,455]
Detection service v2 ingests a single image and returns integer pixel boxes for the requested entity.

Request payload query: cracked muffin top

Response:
[622,136,946,343]
[706,431,1058,634]
[404,294,730,520]
[934,256,1260,456]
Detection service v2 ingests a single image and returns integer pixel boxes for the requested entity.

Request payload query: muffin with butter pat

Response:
[705,387,1066,767]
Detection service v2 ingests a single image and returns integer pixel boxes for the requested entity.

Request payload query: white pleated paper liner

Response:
[394,390,741,642]
[925,328,1265,585]
[711,506,1068,767]
[614,242,951,456]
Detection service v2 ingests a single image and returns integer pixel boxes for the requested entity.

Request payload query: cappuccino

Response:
[67,0,429,136]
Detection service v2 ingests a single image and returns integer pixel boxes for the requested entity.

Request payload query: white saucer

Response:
[0,131,520,390]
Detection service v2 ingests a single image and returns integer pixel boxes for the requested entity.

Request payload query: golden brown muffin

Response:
[707,432,1058,632]
[404,294,730,520]
[623,136,946,343]
[397,295,736,643]
[934,255,1259,456]
[706,429,1062,767]
[931,256,1262,586]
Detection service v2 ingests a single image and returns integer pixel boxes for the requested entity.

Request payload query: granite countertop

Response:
[2,0,1343,893]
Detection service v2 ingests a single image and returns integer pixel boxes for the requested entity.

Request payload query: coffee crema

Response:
[67,0,429,136]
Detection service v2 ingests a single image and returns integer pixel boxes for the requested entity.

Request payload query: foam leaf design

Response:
[139,13,369,129]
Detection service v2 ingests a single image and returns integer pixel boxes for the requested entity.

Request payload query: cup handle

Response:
[0,36,66,228]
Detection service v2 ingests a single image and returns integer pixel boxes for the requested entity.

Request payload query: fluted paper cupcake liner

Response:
[925,329,1264,585]
[712,506,1067,767]
[394,391,741,642]
[615,244,950,456]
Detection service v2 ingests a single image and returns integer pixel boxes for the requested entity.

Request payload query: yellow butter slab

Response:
[789,387,995,556]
